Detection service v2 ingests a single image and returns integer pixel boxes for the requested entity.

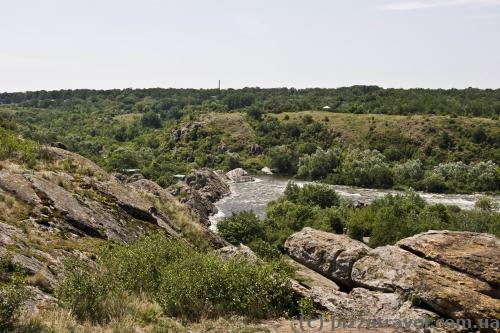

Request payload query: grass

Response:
[273,111,499,147]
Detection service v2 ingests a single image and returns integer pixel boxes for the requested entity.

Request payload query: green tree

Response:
[217,211,264,245]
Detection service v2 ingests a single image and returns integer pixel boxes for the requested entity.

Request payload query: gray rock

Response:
[397,230,500,287]
[171,168,230,226]
[284,227,370,288]
[216,244,259,262]
[299,286,438,331]
[226,168,254,183]
[261,166,273,175]
[351,245,500,322]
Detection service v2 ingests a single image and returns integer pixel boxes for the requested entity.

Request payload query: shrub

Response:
[475,196,499,212]
[296,147,342,180]
[141,111,162,128]
[156,253,292,321]
[341,149,393,188]
[0,282,23,332]
[284,182,340,208]
[268,146,297,175]
[393,159,424,184]
[56,259,119,323]
[346,191,500,246]
[217,211,264,245]
[56,236,293,324]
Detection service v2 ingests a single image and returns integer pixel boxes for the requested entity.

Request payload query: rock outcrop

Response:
[225,168,254,183]
[170,168,230,226]
[352,245,500,322]
[0,147,228,311]
[397,230,500,287]
[284,227,370,288]
[285,227,500,331]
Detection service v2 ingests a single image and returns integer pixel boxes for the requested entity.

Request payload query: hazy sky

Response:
[1,0,500,91]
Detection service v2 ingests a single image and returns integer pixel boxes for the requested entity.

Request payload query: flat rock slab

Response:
[397,230,500,287]
[284,227,370,288]
[351,245,500,322]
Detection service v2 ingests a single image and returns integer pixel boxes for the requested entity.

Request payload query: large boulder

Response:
[351,245,500,322]
[284,227,370,288]
[397,230,500,287]
[225,168,254,183]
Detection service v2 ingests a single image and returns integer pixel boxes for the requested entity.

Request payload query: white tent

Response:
[322,105,331,110]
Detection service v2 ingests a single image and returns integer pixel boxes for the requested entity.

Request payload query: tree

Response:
[297,147,342,180]
[141,111,162,128]
[217,211,264,245]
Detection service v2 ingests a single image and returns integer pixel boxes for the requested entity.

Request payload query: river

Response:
[209,176,500,227]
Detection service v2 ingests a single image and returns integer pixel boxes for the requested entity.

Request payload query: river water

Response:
[210,176,499,227]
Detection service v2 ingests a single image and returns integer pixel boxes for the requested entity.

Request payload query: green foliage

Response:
[141,111,162,128]
[2,87,498,194]
[268,146,297,175]
[475,196,499,212]
[156,252,292,321]
[217,211,264,245]
[296,147,342,180]
[56,236,294,324]
[340,149,393,188]
[262,183,344,249]
[346,191,500,247]
[0,128,39,167]
[56,259,123,323]
[0,281,23,332]
[393,159,424,184]
[297,297,315,319]
[284,182,340,208]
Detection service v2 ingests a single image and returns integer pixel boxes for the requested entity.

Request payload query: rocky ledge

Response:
[285,227,500,332]
[0,148,226,309]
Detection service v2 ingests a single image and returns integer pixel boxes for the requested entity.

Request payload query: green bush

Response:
[296,147,342,180]
[346,191,500,246]
[56,259,121,323]
[217,211,264,245]
[341,149,393,188]
[56,236,294,324]
[284,182,340,208]
[156,252,292,321]
[0,281,24,332]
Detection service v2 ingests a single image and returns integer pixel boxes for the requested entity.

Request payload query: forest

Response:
[1,87,498,193]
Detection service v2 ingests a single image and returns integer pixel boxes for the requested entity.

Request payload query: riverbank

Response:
[210,175,500,227]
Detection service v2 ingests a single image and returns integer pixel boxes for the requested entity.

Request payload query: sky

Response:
[1,0,499,91]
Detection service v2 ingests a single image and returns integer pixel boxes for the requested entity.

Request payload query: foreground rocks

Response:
[285,227,500,331]
[397,230,500,288]
[352,245,500,322]
[284,227,370,288]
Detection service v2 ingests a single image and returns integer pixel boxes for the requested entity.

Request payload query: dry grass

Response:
[18,297,272,333]
[202,113,256,143]
[272,111,498,146]
[0,192,30,224]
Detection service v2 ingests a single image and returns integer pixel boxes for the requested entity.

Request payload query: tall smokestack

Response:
[218,80,221,95]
